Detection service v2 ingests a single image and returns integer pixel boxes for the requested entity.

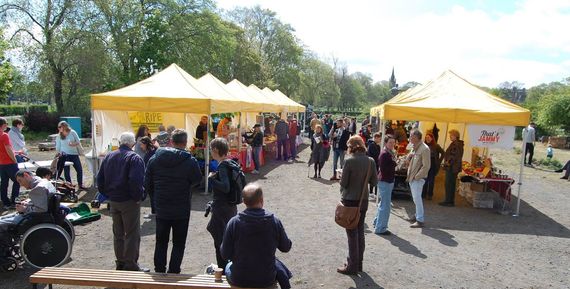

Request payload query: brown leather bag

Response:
[335,161,372,229]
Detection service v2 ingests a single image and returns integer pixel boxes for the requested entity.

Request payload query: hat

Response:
[253,124,261,128]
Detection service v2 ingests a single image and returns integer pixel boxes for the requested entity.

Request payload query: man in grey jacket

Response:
[406,130,431,228]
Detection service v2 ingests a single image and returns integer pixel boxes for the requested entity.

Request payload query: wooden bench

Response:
[30,267,231,289]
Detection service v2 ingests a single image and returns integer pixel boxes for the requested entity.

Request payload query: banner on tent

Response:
[467,124,515,148]
[128,112,164,133]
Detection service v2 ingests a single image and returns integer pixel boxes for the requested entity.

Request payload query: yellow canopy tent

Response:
[90,64,260,193]
[226,79,282,112]
[92,63,246,114]
[370,70,530,126]
[369,70,530,215]
[270,89,306,113]
[197,73,265,113]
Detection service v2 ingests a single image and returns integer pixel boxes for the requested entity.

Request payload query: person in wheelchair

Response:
[0,169,55,244]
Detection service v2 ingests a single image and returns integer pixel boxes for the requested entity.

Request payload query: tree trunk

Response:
[53,70,64,113]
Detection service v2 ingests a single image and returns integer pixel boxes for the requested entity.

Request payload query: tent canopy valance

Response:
[370,70,530,126]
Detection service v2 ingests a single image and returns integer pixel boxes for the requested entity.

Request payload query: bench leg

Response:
[49,284,53,289]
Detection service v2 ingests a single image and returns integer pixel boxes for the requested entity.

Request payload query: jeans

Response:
[277,139,288,160]
[524,143,534,165]
[58,154,83,187]
[154,217,189,273]
[0,163,20,206]
[225,259,292,289]
[332,149,346,173]
[252,146,262,170]
[409,179,426,222]
[374,181,394,234]
[444,168,459,204]
[110,200,141,270]
[289,137,297,159]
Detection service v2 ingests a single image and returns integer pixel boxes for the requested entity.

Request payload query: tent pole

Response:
[205,115,210,194]
[377,119,386,204]
[513,140,526,217]
[91,110,97,188]
[238,112,242,165]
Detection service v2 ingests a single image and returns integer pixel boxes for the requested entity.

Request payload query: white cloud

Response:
[217,0,570,87]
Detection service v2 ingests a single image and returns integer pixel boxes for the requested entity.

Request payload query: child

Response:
[546,143,553,159]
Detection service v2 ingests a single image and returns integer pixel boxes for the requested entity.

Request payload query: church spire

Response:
[389,67,397,89]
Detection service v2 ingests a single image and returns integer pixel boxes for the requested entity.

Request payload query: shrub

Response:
[23,110,60,133]
[0,105,49,116]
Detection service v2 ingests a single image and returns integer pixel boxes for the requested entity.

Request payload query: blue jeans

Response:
[409,179,426,222]
[332,149,346,173]
[252,146,262,170]
[58,154,83,187]
[374,181,394,234]
[225,259,292,289]
[0,163,20,206]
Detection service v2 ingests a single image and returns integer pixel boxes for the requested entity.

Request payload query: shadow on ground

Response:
[392,197,570,239]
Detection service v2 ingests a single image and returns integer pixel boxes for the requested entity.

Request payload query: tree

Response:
[298,53,339,106]
[0,27,14,102]
[1,0,94,112]
[227,6,303,95]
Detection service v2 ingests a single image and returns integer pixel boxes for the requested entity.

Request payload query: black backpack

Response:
[222,160,246,205]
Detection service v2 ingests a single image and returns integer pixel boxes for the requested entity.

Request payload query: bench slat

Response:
[30,267,230,289]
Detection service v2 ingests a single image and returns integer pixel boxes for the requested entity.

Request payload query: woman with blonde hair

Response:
[440,129,464,207]
[337,135,377,275]
[56,121,85,189]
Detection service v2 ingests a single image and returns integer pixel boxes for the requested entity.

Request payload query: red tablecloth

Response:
[483,178,515,201]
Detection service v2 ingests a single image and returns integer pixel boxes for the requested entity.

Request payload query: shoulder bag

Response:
[335,160,372,229]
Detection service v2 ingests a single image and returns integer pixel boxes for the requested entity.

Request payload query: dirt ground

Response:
[1,139,569,289]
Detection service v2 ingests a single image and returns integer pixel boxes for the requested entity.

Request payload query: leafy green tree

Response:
[1,0,95,112]
[0,27,14,102]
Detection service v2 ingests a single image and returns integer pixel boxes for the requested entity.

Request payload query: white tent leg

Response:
[377,119,386,204]
[513,141,526,217]
[91,110,97,188]
[205,116,210,194]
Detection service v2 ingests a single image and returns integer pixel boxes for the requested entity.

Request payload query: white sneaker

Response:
[252,170,259,174]
[205,264,218,275]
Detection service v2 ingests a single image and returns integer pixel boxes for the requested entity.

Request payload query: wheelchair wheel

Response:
[20,224,72,269]
[1,257,18,272]
[61,219,75,244]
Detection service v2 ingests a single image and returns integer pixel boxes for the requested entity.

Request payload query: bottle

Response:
[111,138,119,151]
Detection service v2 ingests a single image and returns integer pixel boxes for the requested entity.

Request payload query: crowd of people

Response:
[97,129,293,288]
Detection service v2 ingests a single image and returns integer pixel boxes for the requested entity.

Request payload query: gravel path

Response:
[2,140,569,288]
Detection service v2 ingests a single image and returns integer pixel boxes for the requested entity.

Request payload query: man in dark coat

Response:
[274,117,289,161]
[144,129,202,273]
[330,119,350,180]
[221,183,292,289]
[97,132,148,272]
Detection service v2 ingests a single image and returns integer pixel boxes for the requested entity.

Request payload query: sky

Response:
[216,0,570,88]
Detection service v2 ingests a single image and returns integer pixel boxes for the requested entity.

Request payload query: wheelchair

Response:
[0,193,75,271]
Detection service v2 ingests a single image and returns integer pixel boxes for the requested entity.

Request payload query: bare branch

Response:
[11,28,43,46]
[0,3,46,31]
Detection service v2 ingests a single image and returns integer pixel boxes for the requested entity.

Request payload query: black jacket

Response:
[144,147,202,220]
[252,131,264,147]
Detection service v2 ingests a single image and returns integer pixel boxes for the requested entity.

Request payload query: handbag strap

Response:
[357,159,373,209]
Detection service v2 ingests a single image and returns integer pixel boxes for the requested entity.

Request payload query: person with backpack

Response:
[144,129,202,273]
[207,137,244,274]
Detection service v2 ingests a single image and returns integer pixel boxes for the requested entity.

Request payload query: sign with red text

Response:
[467,125,515,149]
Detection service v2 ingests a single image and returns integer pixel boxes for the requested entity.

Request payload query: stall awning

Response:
[91,64,245,114]
[370,70,530,126]
[225,79,282,112]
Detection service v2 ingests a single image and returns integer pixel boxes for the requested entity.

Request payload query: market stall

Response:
[90,63,261,192]
[370,70,530,215]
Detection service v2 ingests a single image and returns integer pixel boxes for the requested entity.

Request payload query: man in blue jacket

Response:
[221,182,293,289]
[145,129,202,274]
[97,132,147,272]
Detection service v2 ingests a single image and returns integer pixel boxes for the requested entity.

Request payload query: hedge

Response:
[0,105,49,116]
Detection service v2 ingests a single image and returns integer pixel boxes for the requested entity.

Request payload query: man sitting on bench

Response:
[0,169,55,246]
[221,182,293,289]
